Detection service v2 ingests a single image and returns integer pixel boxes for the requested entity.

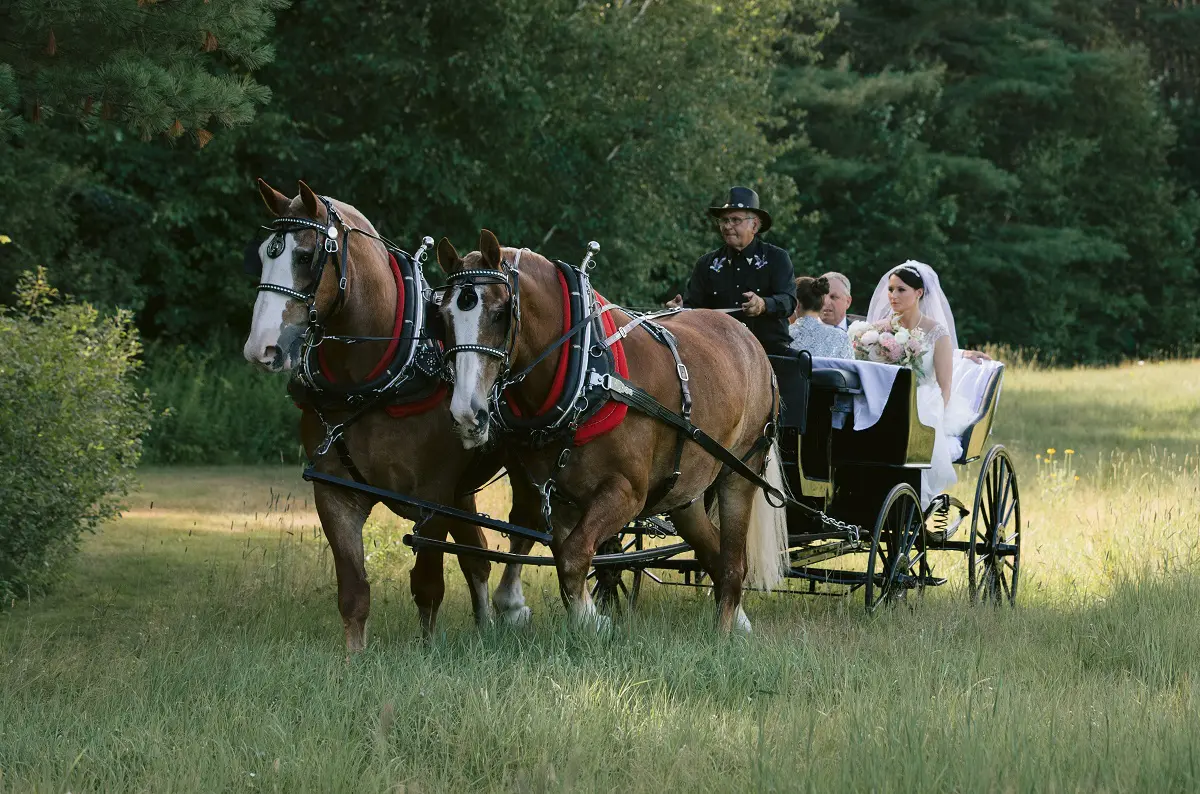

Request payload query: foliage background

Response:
[2,0,1198,462]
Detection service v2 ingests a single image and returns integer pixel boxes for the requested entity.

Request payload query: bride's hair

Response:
[891,265,925,295]
[795,275,830,312]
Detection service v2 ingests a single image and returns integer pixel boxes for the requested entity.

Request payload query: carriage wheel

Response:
[864,484,927,613]
[968,446,1021,605]
[589,531,644,614]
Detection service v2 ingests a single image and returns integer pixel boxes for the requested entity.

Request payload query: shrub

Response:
[138,341,301,465]
[0,267,152,604]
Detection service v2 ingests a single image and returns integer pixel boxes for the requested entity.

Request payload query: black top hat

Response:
[708,186,772,234]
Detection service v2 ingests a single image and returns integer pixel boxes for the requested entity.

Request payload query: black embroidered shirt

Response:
[682,238,797,353]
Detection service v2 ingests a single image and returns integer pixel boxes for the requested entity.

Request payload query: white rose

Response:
[848,320,872,338]
[895,329,910,345]
[861,330,880,345]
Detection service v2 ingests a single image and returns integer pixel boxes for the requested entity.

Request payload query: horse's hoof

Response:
[499,605,533,627]
[573,611,612,634]
[735,606,753,634]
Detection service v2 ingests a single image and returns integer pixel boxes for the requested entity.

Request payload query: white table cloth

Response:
[810,356,900,430]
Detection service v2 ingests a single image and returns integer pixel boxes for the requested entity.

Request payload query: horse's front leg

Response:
[408,507,494,639]
[313,482,375,652]
[553,477,641,630]
[491,478,543,626]
[448,492,494,629]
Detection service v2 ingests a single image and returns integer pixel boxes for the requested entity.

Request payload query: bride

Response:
[865,261,961,507]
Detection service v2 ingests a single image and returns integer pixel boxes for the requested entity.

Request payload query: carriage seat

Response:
[810,368,862,394]
[768,352,811,432]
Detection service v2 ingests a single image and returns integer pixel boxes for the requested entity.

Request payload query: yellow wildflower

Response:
[0,235,12,245]
[1074,476,1080,481]
[1047,448,1056,455]
[1065,449,1075,455]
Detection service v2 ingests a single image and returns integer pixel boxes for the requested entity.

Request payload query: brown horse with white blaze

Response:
[437,230,789,633]
[244,181,536,648]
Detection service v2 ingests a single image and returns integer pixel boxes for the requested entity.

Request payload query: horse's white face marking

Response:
[446,284,491,448]
[243,233,300,370]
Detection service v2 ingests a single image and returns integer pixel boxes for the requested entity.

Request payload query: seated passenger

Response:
[789,276,852,359]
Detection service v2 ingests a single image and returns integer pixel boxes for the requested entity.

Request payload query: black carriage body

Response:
[772,353,931,535]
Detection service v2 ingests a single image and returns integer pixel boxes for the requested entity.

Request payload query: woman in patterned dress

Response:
[788,276,853,359]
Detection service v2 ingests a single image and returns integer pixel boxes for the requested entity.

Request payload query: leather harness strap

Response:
[592,372,784,506]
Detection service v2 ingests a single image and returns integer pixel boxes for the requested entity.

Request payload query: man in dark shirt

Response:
[667,187,797,355]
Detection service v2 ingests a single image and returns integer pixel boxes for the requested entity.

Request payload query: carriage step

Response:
[924,495,969,544]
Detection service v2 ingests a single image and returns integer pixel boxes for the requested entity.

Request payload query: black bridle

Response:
[255,197,352,329]
[437,250,525,386]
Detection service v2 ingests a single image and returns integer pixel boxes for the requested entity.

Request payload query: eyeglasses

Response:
[716,216,756,228]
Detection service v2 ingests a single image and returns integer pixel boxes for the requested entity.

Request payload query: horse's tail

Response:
[745,440,790,591]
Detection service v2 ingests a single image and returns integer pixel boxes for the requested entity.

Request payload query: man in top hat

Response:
[667,186,797,355]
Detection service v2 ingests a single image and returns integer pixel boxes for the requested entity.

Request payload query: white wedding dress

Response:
[913,325,957,507]
[867,260,979,509]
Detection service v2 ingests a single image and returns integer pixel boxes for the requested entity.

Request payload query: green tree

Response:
[0,0,287,142]
[4,0,835,340]
[773,0,1200,360]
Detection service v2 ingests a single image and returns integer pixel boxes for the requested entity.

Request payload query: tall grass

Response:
[3,361,1200,791]
[140,341,303,465]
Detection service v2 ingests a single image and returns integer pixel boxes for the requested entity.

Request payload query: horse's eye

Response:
[297,251,313,265]
[490,307,506,321]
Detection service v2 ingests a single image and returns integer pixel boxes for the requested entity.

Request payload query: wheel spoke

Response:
[995,471,1011,531]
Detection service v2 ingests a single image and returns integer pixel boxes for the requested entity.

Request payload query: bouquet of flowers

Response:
[848,315,929,378]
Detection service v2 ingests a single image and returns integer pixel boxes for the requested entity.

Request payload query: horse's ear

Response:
[297,180,321,219]
[437,237,462,272]
[479,229,502,270]
[257,178,291,217]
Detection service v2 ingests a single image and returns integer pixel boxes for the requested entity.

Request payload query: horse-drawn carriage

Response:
[584,351,1019,612]
[247,182,1021,646]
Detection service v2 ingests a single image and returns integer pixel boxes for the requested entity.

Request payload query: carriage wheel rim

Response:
[866,483,924,612]
[969,446,1021,605]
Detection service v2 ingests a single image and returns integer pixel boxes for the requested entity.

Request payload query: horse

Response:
[243,181,536,649]
[435,230,788,633]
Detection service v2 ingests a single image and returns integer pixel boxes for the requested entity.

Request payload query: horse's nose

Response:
[248,345,280,370]
[451,398,489,430]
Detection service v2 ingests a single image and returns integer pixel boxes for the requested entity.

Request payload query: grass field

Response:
[3,360,1200,792]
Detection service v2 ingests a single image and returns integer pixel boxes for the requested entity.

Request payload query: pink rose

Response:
[880,336,903,362]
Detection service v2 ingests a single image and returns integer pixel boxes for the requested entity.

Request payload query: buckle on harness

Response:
[677,364,689,382]
[315,423,344,457]
[325,237,339,254]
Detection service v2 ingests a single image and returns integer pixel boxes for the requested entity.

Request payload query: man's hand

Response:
[963,349,993,363]
[741,291,766,317]
[665,294,683,309]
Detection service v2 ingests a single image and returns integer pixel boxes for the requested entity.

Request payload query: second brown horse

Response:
[436,231,788,633]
